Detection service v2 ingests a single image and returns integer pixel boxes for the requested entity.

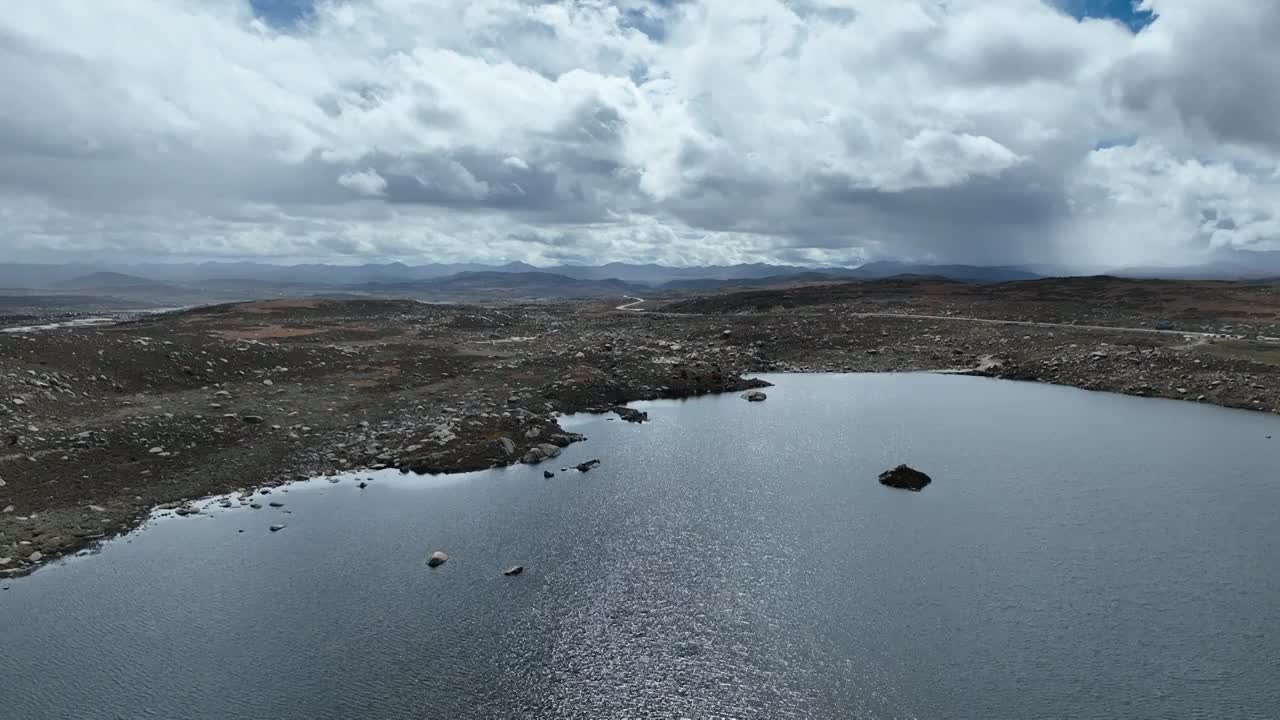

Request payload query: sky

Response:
[1,0,1278,268]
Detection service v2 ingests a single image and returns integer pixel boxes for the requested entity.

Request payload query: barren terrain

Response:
[3,276,1279,577]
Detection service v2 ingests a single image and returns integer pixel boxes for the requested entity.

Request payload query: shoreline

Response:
[7,368,1278,582]
[4,295,1280,579]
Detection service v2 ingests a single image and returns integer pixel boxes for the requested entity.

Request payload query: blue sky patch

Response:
[250,0,316,30]
[1057,0,1156,32]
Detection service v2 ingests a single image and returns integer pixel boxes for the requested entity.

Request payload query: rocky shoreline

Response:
[4,291,1280,579]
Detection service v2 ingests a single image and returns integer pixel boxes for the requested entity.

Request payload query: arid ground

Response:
[4,277,1280,576]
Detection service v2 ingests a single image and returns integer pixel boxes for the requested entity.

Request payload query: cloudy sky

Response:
[1,0,1278,267]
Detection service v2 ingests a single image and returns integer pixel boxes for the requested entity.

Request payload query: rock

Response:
[28,551,42,562]
[426,551,448,567]
[611,406,649,423]
[575,459,601,472]
[358,481,368,489]
[521,443,563,464]
[0,477,4,487]
[242,415,265,424]
[497,437,516,455]
[2,505,13,513]
[249,503,262,509]
[741,390,768,402]
[543,470,555,478]
[878,464,932,492]
[503,565,524,576]
[268,501,284,508]
[0,557,10,566]
[269,524,286,532]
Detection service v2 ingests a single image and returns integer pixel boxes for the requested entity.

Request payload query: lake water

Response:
[2,374,1279,720]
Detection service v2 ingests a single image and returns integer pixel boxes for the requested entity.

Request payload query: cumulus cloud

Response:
[0,0,1276,266]
[337,168,388,196]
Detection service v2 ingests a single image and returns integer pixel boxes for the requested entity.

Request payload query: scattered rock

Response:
[503,565,524,576]
[878,464,932,492]
[426,551,448,567]
[741,390,768,402]
[521,443,563,464]
[242,415,265,424]
[611,406,649,423]
[28,551,42,562]
[497,437,516,455]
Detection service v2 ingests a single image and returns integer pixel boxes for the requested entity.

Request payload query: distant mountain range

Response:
[0,259,1045,290]
[2,251,1279,313]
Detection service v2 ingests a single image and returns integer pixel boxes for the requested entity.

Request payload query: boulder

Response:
[575,459,601,473]
[427,551,449,568]
[543,470,555,478]
[521,443,563,464]
[548,432,584,447]
[503,565,524,576]
[610,406,649,423]
[497,437,516,455]
[878,464,932,492]
[741,390,767,402]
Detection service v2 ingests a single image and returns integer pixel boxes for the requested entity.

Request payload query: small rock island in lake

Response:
[427,551,449,567]
[878,464,932,492]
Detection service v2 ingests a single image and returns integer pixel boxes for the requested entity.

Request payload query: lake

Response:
[2,374,1278,719]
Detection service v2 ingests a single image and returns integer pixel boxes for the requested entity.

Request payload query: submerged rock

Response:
[427,551,449,568]
[269,524,286,532]
[878,464,932,492]
[575,459,601,473]
[741,390,767,402]
[503,565,524,576]
[543,470,555,478]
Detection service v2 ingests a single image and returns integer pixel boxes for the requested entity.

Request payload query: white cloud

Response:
[337,168,387,196]
[0,0,1276,266]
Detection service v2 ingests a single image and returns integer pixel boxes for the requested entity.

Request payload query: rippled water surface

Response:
[2,374,1279,720]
